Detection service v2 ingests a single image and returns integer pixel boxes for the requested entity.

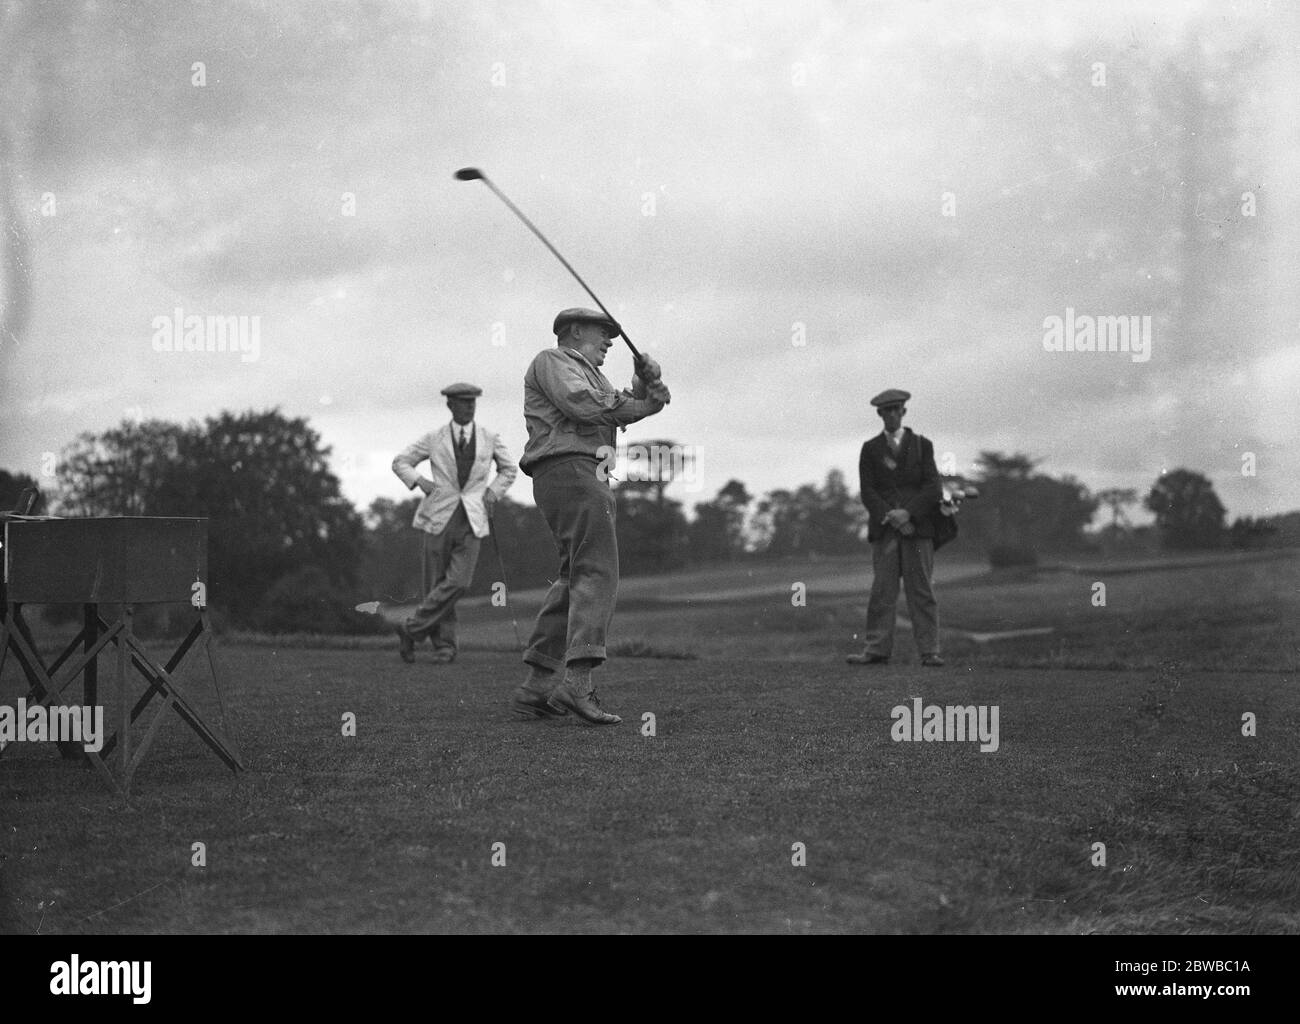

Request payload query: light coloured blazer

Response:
[391,423,518,539]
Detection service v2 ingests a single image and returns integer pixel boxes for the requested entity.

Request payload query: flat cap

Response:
[870,388,911,407]
[441,382,483,398]
[553,307,622,338]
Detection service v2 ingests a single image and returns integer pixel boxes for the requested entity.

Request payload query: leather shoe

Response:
[921,654,946,667]
[430,647,456,664]
[395,625,415,663]
[846,651,890,665]
[511,686,568,718]
[547,673,621,725]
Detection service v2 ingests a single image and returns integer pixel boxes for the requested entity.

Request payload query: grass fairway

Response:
[2,552,1298,934]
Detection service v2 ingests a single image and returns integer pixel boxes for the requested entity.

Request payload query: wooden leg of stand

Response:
[67,603,99,763]
[119,605,133,793]
[84,604,98,708]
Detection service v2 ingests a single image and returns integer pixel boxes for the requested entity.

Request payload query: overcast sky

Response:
[1,0,1297,522]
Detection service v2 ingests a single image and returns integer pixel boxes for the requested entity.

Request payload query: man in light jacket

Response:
[391,383,517,664]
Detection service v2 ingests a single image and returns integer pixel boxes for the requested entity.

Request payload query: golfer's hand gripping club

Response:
[634,352,661,384]
[634,352,670,405]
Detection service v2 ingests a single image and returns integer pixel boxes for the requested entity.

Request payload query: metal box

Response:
[3,517,208,604]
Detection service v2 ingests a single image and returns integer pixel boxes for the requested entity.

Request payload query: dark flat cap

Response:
[553,307,622,338]
[441,382,483,398]
[870,388,911,407]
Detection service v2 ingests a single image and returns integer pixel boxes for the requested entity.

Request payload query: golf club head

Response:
[454,167,485,181]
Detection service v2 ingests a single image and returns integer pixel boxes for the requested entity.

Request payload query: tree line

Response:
[0,409,1274,633]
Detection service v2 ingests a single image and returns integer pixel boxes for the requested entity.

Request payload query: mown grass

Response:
[601,550,1300,673]
[1,552,1296,933]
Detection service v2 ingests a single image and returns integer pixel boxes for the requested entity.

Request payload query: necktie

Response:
[887,433,899,457]
[457,429,467,452]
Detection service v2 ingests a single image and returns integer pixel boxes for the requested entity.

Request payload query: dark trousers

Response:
[404,503,481,652]
[862,533,940,658]
[524,458,618,670]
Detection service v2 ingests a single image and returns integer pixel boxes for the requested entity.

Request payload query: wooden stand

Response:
[0,517,243,794]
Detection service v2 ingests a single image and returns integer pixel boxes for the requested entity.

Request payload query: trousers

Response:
[524,457,618,670]
[862,532,940,658]
[404,502,481,651]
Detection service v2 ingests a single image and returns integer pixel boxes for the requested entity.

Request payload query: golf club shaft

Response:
[487,517,524,652]
[474,175,644,364]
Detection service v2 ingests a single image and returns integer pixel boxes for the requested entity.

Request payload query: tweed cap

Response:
[870,388,911,408]
[552,307,622,339]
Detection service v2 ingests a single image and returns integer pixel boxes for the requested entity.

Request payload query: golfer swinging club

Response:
[511,308,671,724]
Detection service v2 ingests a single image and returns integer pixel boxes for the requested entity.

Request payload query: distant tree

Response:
[0,468,39,511]
[604,438,693,574]
[360,495,424,603]
[1025,473,1099,550]
[753,470,866,558]
[620,438,692,505]
[1145,468,1226,549]
[54,409,365,626]
[54,420,187,517]
[813,469,867,554]
[1096,488,1138,531]
[1259,511,1300,548]
[614,481,689,575]
[689,479,752,563]
[968,451,1042,562]
[968,451,1098,564]
[1228,515,1277,550]
[253,564,381,635]
[471,496,562,593]
[357,492,560,600]
[177,410,365,621]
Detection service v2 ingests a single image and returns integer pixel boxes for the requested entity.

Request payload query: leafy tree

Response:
[470,496,561,593]
[753,470,866,558]
[965,452,1040,559]
[359,495,424,604]
[688,479,752,563]
[1228,516,1277,550]
[358,493,560,601]
[54,420,186,517]
[967,451,1098,563]
[1146,469,1226,549]
[614,484,689,575]
[1024,474,1098,550]
[0,468,39,511]
[253,565,380,635]
[1096,488,1138,531]
[53,409,365,626]
[176,410,365,621]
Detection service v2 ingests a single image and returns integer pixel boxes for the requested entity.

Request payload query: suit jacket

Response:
[858,428,942,543]
[392,423,518,539]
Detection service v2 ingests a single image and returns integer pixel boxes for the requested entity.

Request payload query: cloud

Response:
[1,0,1295,524]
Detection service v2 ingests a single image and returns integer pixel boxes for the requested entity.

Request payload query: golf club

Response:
[454,166,659,382]
[486,515,523,652]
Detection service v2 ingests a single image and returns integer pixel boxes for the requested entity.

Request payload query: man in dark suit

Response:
[849,388,945,667]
